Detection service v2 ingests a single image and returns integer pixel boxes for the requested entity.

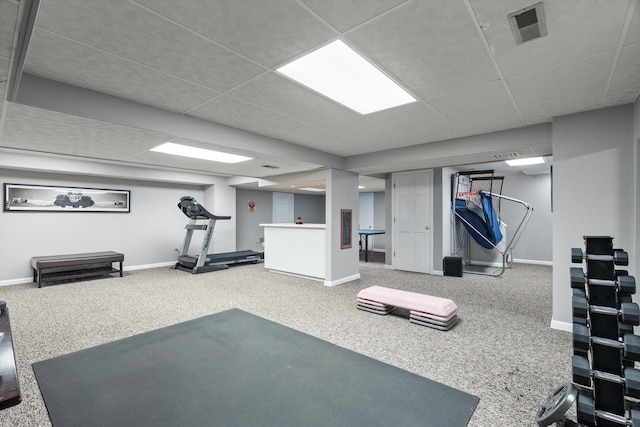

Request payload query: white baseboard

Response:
[266,269,324,283]
[124,261,176,271]
[325,273,361,287]
[550,319,572,332]
[0,277,33,287]
[0,261,178,287]
[431,270,444,276]
[513,258,553,266]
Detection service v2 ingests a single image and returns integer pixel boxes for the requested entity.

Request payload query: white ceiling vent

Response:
[493,152,520,160]
[508,2,547,45]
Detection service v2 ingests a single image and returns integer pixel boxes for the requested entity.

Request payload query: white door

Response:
[393,170,433,273]
[272,192,294,223]
[359,193,374,230]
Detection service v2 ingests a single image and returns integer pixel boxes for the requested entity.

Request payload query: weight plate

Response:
[536,384,578,426]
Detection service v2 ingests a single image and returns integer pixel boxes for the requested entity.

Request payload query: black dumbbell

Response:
[571,247,629,265]
[572,296,640,326]
[570,267,636,294]
[572,290,588,325]
[577,392,640,426]
[572,355,640,397]
[572,294,588,320]
[573,323,640,361]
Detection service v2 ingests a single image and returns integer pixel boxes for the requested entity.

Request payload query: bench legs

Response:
[34,261,123,288]
[33,269,42,288]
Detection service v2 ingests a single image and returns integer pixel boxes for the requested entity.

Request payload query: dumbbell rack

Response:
[571,236,639,426]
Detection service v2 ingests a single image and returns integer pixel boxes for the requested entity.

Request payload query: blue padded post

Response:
[480,192,502,244]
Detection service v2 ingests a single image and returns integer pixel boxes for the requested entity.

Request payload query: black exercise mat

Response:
[33,309,479,426]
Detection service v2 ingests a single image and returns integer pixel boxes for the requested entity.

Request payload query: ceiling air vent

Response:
[508,2,547,45]
[261,165,280,169]
[493,152,520,160]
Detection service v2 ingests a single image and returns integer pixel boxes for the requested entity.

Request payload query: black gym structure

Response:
[536,236,640,427]
[175,196,263,274]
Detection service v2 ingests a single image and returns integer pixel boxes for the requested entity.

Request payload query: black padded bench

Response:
[31,251,124,288]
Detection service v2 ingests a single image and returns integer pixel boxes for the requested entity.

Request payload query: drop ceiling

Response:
[0,0,638,192]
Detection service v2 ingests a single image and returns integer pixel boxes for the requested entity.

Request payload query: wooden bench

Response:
[356,286,459,330]
[31,251,124,288]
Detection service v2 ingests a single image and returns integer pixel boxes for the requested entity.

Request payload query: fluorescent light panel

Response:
[151,142,252,164]
[505,157,545,166]
[277,40,416,114]
[299,187,325,192]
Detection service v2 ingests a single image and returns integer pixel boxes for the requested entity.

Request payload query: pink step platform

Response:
[356,286,458,331]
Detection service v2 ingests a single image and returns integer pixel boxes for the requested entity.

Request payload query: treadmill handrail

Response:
[178,196,231,221]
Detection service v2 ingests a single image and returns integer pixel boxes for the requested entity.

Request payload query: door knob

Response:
[425,225,430,230]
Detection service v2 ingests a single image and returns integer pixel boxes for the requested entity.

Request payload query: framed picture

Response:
[341,209,352,249]
[3,183,130,212]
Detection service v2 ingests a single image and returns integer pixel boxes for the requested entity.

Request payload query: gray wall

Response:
[294,193,326,224]
[326,169,360,284]
[235,188,325,253]
[432,169,444,268]
[501,173,553,263]
[372,192,386,251]
[552,104,636,328]
[0,169,204,282]
[236,189,274,252]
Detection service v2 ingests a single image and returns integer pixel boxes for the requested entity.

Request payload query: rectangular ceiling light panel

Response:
[505,157,544,166]
[151,142,252,164]
[277,40,416,114]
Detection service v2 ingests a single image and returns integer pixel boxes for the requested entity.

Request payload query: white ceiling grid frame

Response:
[0,0,638,186]
[462,0,527,126]
[297,0,467,142]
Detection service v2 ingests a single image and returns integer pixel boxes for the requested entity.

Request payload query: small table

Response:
[358,229,385,262]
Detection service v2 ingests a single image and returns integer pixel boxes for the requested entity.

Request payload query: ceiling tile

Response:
[317,117,412,155]
[345,1,499,99]
[24,29,220,113]
[279,126,357,156]
[604,42,640,106]
[1,108,163,160]
[428,81,525,134]
[508,50,615,124]
[7,103,174,141]
[624,2,640,45]
[300,0,407,32]
[0,56,8,81]
[134,0,336,68]
[0,0,18,59]
[366,101,464,144]
[188,95,312,139]
[226,72,359,127]
[34,0,266,92]
[471,0,630,77]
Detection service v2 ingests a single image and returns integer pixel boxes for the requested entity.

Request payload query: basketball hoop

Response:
[456,191,481,207]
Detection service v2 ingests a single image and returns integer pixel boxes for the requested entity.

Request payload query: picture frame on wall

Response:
[3,183,130,213]
[341,209,352,249]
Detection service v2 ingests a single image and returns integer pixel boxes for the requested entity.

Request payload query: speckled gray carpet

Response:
[0,261,571,426]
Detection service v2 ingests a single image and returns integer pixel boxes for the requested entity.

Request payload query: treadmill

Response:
[175,196,263,274]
